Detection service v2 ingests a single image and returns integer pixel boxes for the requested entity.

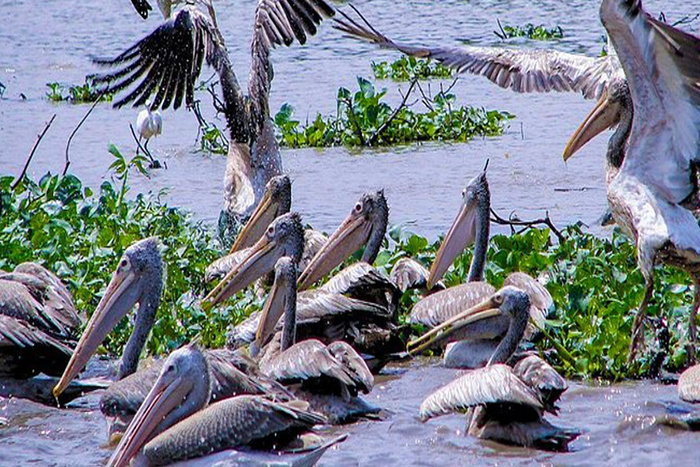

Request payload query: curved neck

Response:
[468,196,490,283]
[280,280,297,352]
[488,309,528,365]
[607,100,632,170]
[118,278,162,380]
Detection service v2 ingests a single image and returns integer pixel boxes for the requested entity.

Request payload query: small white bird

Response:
[136,103,162,166]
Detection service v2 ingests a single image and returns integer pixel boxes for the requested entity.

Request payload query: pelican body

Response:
[410,287,577,451]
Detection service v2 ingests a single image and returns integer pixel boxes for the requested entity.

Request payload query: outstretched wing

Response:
[247,0,335,133]
[600,0,700,206]
[91,7,220,110]
[130,0,153,19]
[334,7,621,100]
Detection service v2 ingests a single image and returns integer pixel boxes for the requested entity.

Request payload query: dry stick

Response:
[63,91,106,176]
[129,123,150,157]
[342,97,366,146]
[368,78,418,146]
[12,114,57,190]
[490,207,565,243]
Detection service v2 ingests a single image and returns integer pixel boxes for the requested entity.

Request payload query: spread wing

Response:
[334,7,621,100]
[601,0,700,205]
[130,0,153,19]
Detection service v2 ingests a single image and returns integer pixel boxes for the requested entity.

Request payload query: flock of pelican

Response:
[4,0,700,464]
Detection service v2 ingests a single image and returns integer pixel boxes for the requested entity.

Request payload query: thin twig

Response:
[129,123,151,158]
[494,18,508,40]
[12,114,57,189]
[64,91,106,176]
[490,207,565,243]
[341,97,366,146]
[368,78,418,146]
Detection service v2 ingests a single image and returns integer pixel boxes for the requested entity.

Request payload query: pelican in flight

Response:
[52,237,292,437]
[107,343,344,467]
[561,0,700,362]
[409,287,578,451]
[408,168,551,368]
[93,0,334,241]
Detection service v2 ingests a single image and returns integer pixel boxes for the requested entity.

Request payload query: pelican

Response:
[250,257,379,423]
[0,263,81,379]
[52,237,289,437]
[203,212,395,373]
[107,343,344,467]
[561,0,700,362]
[389,257,445,294]
[409,287,578,451]
[408,168,552,368]
[129,0,217,27]
[92,0,334,241]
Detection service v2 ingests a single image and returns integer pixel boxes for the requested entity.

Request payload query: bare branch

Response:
[368,78,417,146]
[64,91,106,176]
[490,208,565,243]
[12,114,57,190]
[341,97,366,146]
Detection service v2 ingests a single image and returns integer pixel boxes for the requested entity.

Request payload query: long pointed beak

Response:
[229,191,278,254]
[407,297,501,355]
[53,268,141,398]
[428,202,478,289]
[202,236,278,309]
[250,275,287,357]
[108,373,189,467]
[563,94,621,161]
[297,214,373,290]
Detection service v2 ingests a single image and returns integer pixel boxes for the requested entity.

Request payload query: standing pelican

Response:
[107,343,342,467]
[92,0,334,239]
[0,263,81,379]
[52,237,289,436]
[408,287,577,451]
[408,168,552,368]
[561,0,700,362]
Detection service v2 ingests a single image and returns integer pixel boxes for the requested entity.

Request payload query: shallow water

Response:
[3,0,689,238]
[1,0,698,465]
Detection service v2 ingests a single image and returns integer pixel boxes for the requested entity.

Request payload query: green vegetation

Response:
[275,77,512,148]
[371,56,453,81]
[46,79,113,104]
[495,21,564,41]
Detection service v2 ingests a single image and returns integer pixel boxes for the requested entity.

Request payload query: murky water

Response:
[1,0,698,465]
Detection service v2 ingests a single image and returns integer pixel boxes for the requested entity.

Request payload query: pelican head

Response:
[203,212,304,308]
[53,238,163,398]
[108,343,210,467]
[563,78,631,161]
[428,168,490,289]
[251,256,297,357]
[297,190,389,290]
[407,286,529,357]
[229,175,292,254]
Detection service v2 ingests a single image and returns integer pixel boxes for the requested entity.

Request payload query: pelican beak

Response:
[53,265,142,399]
[107,370,190,467]
[229,190,279,254]
[297,212,373,290]
[427,200,478,289]
[563,94,621,161]
[250,273,287,357]
[202,235,279,309]
[407,296,501,356]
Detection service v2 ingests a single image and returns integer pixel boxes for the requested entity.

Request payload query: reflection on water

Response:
[1,0,697,465]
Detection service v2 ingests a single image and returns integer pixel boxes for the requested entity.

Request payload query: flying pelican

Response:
[561,0,700,362]
[92,0,335,241]
[129,0,217,26]
[408,287,578,451]
[250,256,379,423]
[107,343,344,467]
[408,168,552,368]
[52,237,291,437]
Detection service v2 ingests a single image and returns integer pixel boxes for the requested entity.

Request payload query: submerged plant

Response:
[45,79,113,104]
[275,76,512,148]
[495,21,564,41]
[372,56,453,81]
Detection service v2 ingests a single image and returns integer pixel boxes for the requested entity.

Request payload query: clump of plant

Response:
[372,56,453,81]
[275,77,513,148]
[46,79,113,104]
[494,20,564,41]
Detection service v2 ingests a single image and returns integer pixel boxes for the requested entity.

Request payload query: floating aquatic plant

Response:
[494,20,564,41]
[46,79,113,104]
[371,56,453,81]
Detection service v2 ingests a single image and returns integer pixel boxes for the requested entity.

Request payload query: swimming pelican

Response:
[52,237,287,436]
[561,0,700,363]
[408,168,552,368]
[409,287,578,451]
[250,256,379,423]
[107,343,343,467]
[92,0,334,240]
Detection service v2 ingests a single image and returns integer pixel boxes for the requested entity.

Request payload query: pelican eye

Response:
[120,259,128,269]
[267,225,275,236]
[354,202,363,213]
[492,294,504,306]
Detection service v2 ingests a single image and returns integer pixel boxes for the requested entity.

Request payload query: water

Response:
[1,0,697,465]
